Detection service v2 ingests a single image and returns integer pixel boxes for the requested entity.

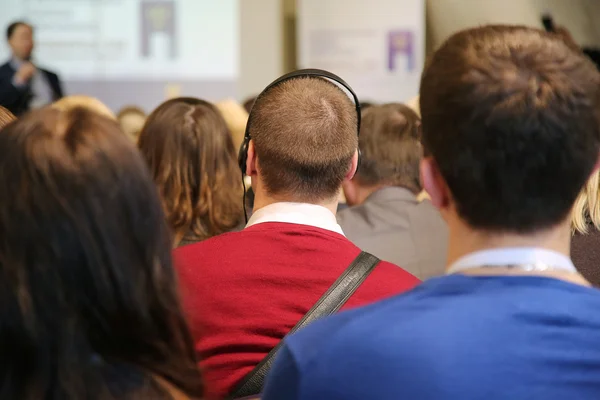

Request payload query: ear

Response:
[342,179,358,207]
[245,140,258,176]
[345,150,359,181]
[420,157,450,210]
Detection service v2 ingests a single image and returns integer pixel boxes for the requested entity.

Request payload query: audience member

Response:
[242,95,257,114]
[117,105,146,142]
[174,72,419,399]
[138,97,244,247]
[263,25,600,400]
[0,105,16,128]
[406,95,421,116]
[215,99,248,151]
[0,21,63,115]
[53,95,115,120]
[338,103,448,279]
[571,170,600,285]
[0,107,203,399]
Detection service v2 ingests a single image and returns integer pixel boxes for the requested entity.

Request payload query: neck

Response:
[446,217,572,269]
[252,180,339,216]
[351,183,387,206]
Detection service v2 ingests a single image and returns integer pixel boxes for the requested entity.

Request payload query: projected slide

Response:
[0,0,238,80]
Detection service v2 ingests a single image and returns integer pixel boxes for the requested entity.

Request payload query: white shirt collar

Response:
[447,247,576,274]
[246,202,345,236]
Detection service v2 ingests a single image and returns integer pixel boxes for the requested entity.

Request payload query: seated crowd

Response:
[1,23,600,400]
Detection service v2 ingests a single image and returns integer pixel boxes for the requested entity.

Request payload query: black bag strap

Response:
[229,251,381,399]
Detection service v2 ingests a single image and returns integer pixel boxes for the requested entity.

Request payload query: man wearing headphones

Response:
[174,72,419,399]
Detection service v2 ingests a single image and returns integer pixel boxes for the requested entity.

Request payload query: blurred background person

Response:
[138,97,244,247]
[0,105,16,129]
[338,103,447,280]
[0,21,63,116]
[571,169,600,286]
[117,105,147,142]
[242,95,257,114]
[52,95,115,120]
[0,107,203,399]
[215,99,249,152]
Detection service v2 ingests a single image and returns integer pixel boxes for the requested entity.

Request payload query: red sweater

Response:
[174,222,420,399]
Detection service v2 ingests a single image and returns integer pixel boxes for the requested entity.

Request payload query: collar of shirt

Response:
[246,202,345,236]
[447,247,576,274]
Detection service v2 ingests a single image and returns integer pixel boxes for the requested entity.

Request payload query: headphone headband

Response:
[243,68,362,140]
[238,68,362,180]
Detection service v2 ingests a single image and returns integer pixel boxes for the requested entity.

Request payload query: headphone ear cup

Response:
[356,148,362,171]
[238,138,249,175]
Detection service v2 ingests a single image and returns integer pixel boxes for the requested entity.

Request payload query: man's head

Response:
[7,21,34,60]
[245,77,359,203]
[420,25,600,234]
[343,103,422,206]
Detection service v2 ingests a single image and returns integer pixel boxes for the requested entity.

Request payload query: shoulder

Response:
[175,229,244,259]
[0,61,13,75]
[39,67,60,80]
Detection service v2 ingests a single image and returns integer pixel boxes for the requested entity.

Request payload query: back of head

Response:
[420,25,600,232]
[138,97,244,245]
[117,105,147,142]
[53,95,115,120]
[357,103,422,193]
[214,99,249,151]
[250,77,358,202]
[0,105,16,129]
[0,107,202,399]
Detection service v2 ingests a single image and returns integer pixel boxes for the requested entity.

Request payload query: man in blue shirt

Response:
[262,25,600,400]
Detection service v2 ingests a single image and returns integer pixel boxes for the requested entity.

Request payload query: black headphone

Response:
[238,68,362,175]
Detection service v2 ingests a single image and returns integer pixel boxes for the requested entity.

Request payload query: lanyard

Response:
[447,262,578,275]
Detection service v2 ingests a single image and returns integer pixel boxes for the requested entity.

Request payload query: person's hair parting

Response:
[138,97,244,245]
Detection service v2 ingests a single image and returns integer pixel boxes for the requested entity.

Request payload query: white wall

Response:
[427,0,600,52]
[239,0,284,100]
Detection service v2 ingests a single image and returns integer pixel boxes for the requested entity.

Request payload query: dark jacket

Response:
[0,61,63,115]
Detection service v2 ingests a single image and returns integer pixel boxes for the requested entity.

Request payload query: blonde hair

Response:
[0,106,16,129]
[53,96,115,120]
[215,99,248,151]
[572,170,600,234]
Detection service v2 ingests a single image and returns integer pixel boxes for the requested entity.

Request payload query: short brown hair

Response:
[420,25,600,232]
[138,97,244,245]
[0,107,203,398]
[356,103,422,193]
[250,77,358,201]
[0,105,16,129]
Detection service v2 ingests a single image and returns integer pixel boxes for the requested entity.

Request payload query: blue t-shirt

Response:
[262,275,600,400]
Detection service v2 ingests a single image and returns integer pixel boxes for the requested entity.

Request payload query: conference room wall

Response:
[426,0,600,53]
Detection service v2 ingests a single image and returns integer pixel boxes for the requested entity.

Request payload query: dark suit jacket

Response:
[337,186,448,280]
[0,61,63,116]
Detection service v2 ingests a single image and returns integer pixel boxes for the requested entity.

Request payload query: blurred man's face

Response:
[9,24,34,60]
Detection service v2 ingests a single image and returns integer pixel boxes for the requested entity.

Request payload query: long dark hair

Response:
[0,107,203,399]
[138,97,244,246]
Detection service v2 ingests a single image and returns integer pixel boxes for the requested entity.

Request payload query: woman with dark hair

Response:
[0,107,203,399]
[138,97,244,247]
